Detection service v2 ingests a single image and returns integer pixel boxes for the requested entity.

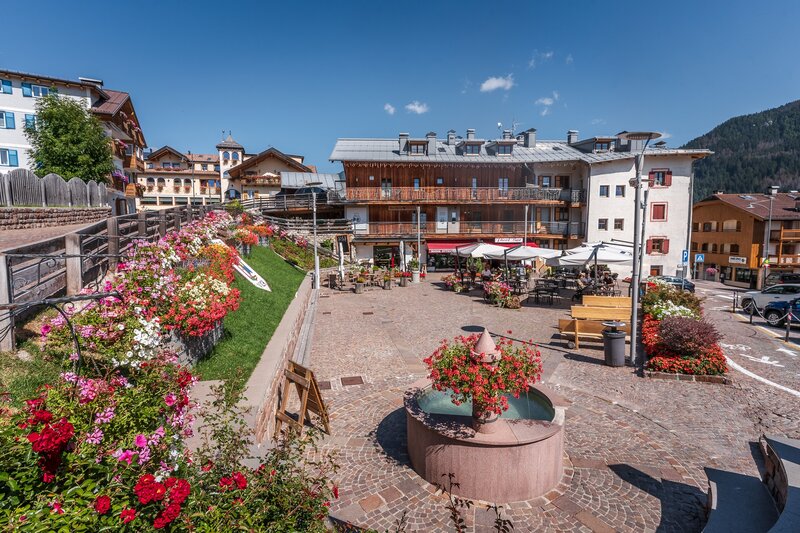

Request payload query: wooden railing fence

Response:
[0,203,214,351]
[0,169,109,207]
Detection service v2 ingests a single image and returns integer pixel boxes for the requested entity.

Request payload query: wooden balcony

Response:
[770,254,800,266]
[779,229,800,242]
[124,154,145,172]
[341,187,585,205]
[354,220,584,239]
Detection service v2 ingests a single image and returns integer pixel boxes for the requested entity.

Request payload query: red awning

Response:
[426,241,475,254]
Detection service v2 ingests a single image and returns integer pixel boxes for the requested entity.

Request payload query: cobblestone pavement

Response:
[304,274,800,532]
[0,222,95,251]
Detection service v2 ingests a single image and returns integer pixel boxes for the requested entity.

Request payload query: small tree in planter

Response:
[423,330,542,433]
[408,257,421,283]
[355,275,366,294]
[383,271,392,290]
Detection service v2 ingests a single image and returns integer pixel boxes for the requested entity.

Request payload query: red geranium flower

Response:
[120,508,136,524]
[94,495,111,515]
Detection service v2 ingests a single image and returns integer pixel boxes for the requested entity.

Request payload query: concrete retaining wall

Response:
[0,206,111,230]
[241,274,314,444]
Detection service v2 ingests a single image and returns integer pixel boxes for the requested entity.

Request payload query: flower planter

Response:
[354,282,364,294]
[411,270,420,283]
[166,320,224,367]
[383,279,392,290]
[399,277,408,287]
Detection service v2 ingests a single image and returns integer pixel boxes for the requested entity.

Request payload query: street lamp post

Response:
[761,192,776,288]
[307,181,323,290]
[618,131,661,372]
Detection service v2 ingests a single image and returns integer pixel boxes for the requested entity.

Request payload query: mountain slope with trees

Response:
[683,99,800,201]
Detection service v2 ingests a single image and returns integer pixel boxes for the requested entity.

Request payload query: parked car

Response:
[762,298,800,327]
[740,284,800,312]
[651,276,695,293]
[764,271,800,287]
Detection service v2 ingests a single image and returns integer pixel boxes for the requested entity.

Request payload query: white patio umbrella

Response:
[483,245,561,261]
[453,243,507,258]
[547,245,633,267]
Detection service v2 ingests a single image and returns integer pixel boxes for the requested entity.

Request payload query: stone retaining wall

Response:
[0,206,111,230]
[645,370,731,384]
[241,275,314,444]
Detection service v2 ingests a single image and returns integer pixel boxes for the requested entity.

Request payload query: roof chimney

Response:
[447,129,456,145]
[79,76,104,87]
[466,128,475,140]
[769,185,779,196]
[567,130,579,144]
[399,132,409,153]
[502,129,512,140]
[426,131,437,154]
[523,128,537,148]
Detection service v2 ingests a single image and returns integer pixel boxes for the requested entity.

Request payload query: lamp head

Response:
[618,131,662,142]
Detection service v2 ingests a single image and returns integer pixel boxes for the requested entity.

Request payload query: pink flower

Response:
[95,407,115,424]
[51,501,64,514]
[68,352,79,362]
[134,434,147,448]
[40,324,51,336]
[164,393,176,407]
[113,449,136,465]
[85,427,104,445]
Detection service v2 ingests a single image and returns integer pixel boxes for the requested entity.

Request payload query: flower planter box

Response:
[354,282,364,294]
[399,277,408,287]
[411,270,420,283]
[645,371,732,385]
[166,320,224,367]
[383,279,392,290]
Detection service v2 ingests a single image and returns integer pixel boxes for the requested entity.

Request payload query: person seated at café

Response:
[481,265,494,281]
[578,271,591,286]
[602,272,614,286]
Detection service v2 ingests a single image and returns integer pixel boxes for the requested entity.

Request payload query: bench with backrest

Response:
[579,295,632,308]
[703,434,800,532]
[556,305,631,349]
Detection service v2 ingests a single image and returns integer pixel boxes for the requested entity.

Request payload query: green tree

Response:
[24,92,114,182]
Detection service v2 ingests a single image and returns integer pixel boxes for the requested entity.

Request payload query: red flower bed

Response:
[643,314,728,375]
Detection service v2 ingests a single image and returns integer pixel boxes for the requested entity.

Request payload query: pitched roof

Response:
[146,145,186,161]
[0,69,106,95]
[697,192,800,221]
[216,135,244,150]
[186,153,220,163]
[227,147,312,178]
[280,172,343,189]
[330,137,711,165]
[91,89,129,116]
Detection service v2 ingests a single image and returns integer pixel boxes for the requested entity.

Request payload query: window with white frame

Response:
[0,149,8,166]
[497,144,512,155]
[598,218,608,230]
[615,185,625,197]
[31,85,49,97]
[599,185,609,197]
[614,218,624,230]
[465,144,481,155]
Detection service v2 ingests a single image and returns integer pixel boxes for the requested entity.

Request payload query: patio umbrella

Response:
[484,245,562,278]
[547,245,633,267]
[453,243,507,259]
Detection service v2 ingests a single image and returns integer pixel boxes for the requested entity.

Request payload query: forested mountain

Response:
[682,99,800,201]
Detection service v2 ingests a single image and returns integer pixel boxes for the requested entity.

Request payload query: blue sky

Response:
[4,0,799,172]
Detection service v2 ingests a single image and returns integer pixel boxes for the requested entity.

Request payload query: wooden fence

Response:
[0,169,109,207]
[0,203,213,351]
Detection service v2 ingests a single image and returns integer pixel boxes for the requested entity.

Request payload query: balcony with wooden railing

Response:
[340,187,585,205]
[778,228,800,242]
[353,220,584,239]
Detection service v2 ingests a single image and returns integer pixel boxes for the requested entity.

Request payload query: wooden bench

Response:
[557,318,630,350]
[580,295,632,308]
[703,467,778,532]
[570,305,630,322]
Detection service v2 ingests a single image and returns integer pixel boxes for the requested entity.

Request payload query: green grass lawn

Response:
[0,341,62,406]
[195,246,306,382]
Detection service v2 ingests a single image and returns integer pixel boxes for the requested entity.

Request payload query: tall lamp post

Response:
[307,181,323,289]
[760,189,776,288]
[618,131,661,372]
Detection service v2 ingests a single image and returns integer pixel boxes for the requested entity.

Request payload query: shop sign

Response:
[729,256,747,265]
[494,237,523,244]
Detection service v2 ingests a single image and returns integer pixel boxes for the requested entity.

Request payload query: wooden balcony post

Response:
[138,211,147,237]
[106,217,119,272]
[65,234,83,296]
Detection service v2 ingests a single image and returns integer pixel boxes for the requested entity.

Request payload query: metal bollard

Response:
[750,303,754,324]
[786,311,792,343]
[732,290,737,313]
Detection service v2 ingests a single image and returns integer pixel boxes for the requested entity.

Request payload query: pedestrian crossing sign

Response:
[762,258,770,268]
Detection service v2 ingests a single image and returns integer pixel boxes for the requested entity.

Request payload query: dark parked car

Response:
[764,272,800,287]
[652,275,695,293]
[762,298,800,327]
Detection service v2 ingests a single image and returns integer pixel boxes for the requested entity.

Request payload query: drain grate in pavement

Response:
[341,376,364,386]
[318,380,332,390]
[319,295,330,298]
[363,311,374,315]
[322,311,331,315]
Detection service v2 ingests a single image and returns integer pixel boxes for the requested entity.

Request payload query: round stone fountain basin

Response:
[404,379,566,503]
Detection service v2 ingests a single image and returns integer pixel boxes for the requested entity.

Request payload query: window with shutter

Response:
[651,203,667,221]
[646,239,653,254]
[651,169,671,187]
[24,114,36,129]
[21,83,32,97]
[664,171,672,186]
[662,239,670,254]
[8,150,18,167]
[1,112,14,129]
[0,80,11,94]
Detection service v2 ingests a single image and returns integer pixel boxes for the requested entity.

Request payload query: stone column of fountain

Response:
[470,328,501,434]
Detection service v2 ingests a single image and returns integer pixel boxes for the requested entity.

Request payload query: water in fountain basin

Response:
[418,387,555,421]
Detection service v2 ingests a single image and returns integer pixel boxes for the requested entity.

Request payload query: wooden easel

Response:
[274,361,330,438]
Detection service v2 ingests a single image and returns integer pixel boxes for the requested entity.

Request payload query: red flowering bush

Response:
[423,333,542,414]
[643,314,728,375]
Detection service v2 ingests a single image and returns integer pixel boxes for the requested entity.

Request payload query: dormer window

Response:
[497,144,513,155]
[595,142,610,152]
[465,144,481,155]
[409,143,426,155]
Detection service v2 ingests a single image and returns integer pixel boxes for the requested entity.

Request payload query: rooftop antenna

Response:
[221,130,225,141]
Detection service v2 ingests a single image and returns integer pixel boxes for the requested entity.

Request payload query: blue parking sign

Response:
[682,249,689,263]
[695,253,705,263]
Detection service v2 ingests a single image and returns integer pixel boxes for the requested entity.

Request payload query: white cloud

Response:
[405,101,429,114]
[565,54,574,64]
[480,74,515,92]
[383,103,395,115]
[535,90,560,116]
[591,118,605,125]
[528,50,555,69]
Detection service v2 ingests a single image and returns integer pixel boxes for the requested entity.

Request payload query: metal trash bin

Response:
[328,273,337,290]
[602,321,626,367]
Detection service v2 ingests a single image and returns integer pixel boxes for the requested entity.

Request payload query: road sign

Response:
[695,253,705,263]
[682,249,689,263]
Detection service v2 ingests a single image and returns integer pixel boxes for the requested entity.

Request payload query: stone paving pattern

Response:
[305,275,800,532]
